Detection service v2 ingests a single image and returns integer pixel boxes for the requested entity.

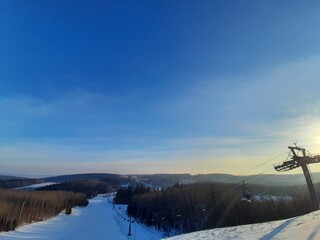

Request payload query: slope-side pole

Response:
[301,164,319,211]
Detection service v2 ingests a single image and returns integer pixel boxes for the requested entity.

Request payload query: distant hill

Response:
[0,175,24,180]
[29,171,320,188]
[44,173,128,185]
[192,173,309,186]
[129,172,320,187]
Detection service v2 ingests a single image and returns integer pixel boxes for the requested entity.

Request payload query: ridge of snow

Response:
[166,210,320,240]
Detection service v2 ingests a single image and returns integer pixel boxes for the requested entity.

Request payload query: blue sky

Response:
[1,0,320,176]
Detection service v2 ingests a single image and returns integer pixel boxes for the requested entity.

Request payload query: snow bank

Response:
[167,210,320,240]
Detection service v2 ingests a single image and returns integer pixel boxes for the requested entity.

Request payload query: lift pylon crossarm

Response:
[311,155,320,163]
[288,146,306,157]
[274,156,320,172]
[274,160,300,172]
[274,146,320,172]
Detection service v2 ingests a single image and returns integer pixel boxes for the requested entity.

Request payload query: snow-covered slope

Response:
[15,182,57,190]
[167,210,320,240]
[0,196,164,240]
[2,195,320,240]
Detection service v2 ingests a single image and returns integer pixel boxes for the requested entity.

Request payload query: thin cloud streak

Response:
[165,56,320,129]
[1,57,320,175]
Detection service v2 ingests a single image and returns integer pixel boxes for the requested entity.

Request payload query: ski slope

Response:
[168,210,320,240]
[2,195,320,240]
[0,196,164,240]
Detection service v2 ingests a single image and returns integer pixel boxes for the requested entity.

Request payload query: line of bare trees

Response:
[123,183,313,234]
[0,189,88,232]
[0,179,44,189]
[39,180,113,198]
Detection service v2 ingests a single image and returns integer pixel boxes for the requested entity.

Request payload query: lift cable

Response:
[226,167,276,191]
[226,152,291,190]
[246,172,278,185]
[222,150,289,184]
[236,151,291,186]
[242,167,276,183]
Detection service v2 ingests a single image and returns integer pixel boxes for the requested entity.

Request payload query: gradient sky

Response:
[1,0,320,176]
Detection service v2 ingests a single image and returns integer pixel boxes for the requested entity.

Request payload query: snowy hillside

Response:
[0,196,164,240]
[2,194,320,240]
[15,182,57,190]
[167,210,320,240]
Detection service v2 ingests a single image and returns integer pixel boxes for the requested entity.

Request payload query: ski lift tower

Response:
[274,145,320,211]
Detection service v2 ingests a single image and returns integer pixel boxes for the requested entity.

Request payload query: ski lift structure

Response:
[241,180,253,202]
[274,145,320,211]
[236,144,320,208]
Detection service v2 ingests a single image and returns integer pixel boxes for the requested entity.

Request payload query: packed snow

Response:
[252,194,293,202]
[2,194,320,240]
[0,195,164,240]
[167,210,320,240]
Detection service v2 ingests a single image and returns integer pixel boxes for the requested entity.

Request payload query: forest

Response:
[0,189,88,232]
[0,179,45,189]
[116,182,314,234]
[39,180,113,198]
[0,178,120,233]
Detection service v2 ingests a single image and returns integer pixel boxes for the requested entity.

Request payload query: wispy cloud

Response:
[165,56,320,137]
[0,89,133,143]
[0,90,118,117]
[1,57,320,175]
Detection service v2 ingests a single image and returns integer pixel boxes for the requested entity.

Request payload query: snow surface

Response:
[15,182,58,190]
[3,194,320,240]
[167,210,320,240]
[0,195,165,240]
[252,195,293,202]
